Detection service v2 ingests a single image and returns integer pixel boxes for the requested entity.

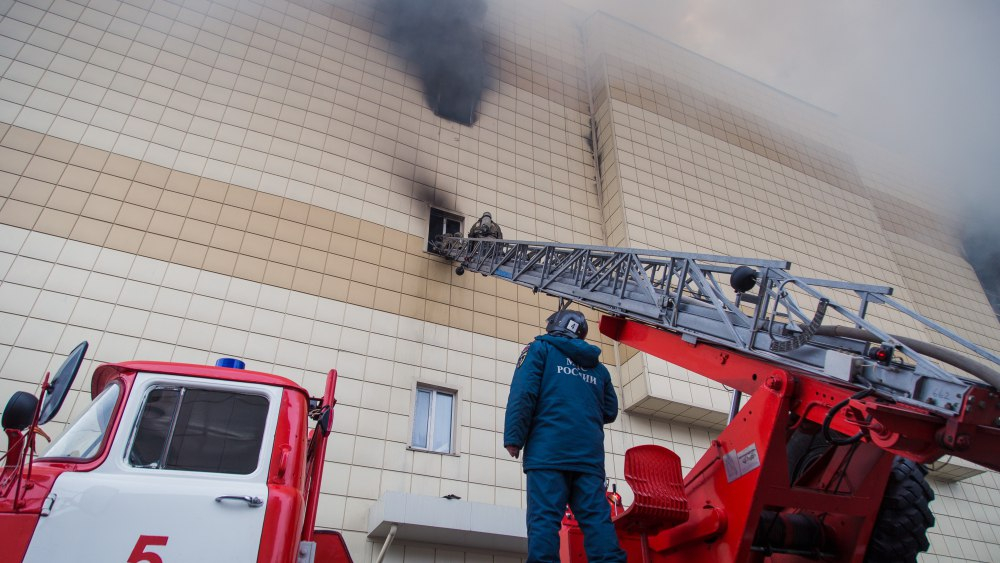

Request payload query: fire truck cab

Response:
[1,342,351,563]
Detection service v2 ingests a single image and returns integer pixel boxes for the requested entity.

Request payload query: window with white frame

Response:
[411,386,455,453]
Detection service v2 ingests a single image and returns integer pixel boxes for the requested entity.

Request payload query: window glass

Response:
[129,387,180,468]
[412,389,431,449]
[411,386,455,454]
[427,208,463,252]
[432,392,453,453]
[128,386,269,475]
[41,383,121,460]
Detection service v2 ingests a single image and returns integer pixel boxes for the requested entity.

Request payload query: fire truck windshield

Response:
[41,383,121,460]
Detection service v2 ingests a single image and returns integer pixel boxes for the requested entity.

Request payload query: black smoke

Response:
[961,202,1000,323]
[379,0,487,126]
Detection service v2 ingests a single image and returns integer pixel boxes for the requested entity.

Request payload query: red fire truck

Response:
[1,344,352,563]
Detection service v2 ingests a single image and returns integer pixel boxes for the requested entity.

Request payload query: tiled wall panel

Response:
[0,0,603,244]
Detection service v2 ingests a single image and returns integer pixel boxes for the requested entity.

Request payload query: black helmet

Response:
[545,309,588,339]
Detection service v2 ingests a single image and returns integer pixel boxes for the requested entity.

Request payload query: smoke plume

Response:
[563,0,1000,319]
[962,198,1000,322]
[379,0,487,126]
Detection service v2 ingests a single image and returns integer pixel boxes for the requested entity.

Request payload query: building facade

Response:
[0,0,997,560]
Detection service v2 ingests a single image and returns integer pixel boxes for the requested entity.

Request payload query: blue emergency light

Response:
[215,357,246,369]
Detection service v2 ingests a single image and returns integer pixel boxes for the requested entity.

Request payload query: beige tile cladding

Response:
[598,53,870,200]
[0,0,607,253]
[872,191,960,254]
[0,122,587,347]
[290,0,592,115]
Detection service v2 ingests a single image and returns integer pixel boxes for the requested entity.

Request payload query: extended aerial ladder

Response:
[432,235,1000,562]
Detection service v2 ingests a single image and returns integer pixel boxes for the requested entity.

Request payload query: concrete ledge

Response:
[926,455,988,482]
[367,491,527,553]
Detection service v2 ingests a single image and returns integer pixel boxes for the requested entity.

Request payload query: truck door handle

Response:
[40,493,57,516]
[215,495,264,507]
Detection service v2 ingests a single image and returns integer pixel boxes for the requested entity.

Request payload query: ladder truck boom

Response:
[433,235,1000,563]
[433,236,1000,417]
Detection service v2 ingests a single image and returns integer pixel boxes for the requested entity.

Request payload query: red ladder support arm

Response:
[600,316,1000,472]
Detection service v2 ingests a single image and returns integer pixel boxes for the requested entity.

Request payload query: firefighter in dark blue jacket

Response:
[504,309,626,562]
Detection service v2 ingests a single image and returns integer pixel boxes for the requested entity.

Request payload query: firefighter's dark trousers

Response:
[525,469,626,562]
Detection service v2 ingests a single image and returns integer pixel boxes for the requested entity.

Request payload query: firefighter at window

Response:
[503,309,626,562]
[468,211,503,239]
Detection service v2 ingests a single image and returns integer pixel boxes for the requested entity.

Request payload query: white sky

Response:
[560,0,1000,219]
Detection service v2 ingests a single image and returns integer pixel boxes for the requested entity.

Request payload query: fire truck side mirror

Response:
[2,391,38,431]
[38,341,89,425]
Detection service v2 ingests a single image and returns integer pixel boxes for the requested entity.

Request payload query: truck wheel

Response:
[786,427,826,485]
[864,457,934,563]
